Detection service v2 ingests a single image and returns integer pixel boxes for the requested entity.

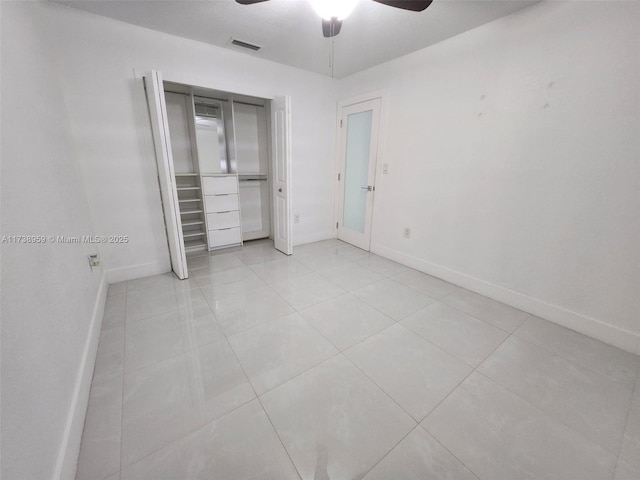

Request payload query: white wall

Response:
[339,1,640,353]
[36,1,338,283]
[1,3,107,479]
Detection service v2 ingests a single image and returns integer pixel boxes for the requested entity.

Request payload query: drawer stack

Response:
[202,174,242,250]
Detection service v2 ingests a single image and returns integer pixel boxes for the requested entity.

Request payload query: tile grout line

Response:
[510,322,640,389]
[387,327,522,480]
[421,323,516,424]
[118,278,201,476]
[417,425,483,480]
[474,332,637,460]
[118,396,261,476]
[357,424,426,479]
[472,368,628,477]
[254,349,346,396]
[255,347,416,480]
[116,276,259,475]
[613,362,640,477]
[116,279,128,478]
[417,315,629,464]
[220,311,305,480]
[342,351,420,421]
[296,297,392,354]
[341,321,483,422]
[255,396,304,480]
[436,283,640,391]
[437,296,523,335]
[291,281,407,357]
[341,348,483,480]
[222,300,347,396]
[285,251,463,366]
[192,251,305,478]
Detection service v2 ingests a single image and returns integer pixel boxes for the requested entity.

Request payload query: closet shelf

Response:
[184,240,207,253]
[182,220,204,227]
[177,186,201,190]
[175,173,199,177]
[183,231,206,238]
[180,208,203,215]
[178,198,201,203]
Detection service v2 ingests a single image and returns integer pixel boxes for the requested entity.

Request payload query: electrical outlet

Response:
[88,254,100,269]
[294,214,300,224]
[403,227,411,239]
[383,163,389,174]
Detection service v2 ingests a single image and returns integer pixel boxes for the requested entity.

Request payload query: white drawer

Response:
[205,194,239,212]
[202,176,238,195]
[208,227,241,248]
[206,211,240,229]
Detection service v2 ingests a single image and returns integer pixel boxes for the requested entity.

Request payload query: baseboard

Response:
[54,272,108,480]
[372,244,640,356]
[106,260,170,283]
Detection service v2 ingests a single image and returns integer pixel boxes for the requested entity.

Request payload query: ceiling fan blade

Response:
[322,18,343,38]
[372,0,433,12]
[235,0,270,5]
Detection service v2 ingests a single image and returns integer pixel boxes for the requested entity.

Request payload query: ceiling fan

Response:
[235,0,433,38]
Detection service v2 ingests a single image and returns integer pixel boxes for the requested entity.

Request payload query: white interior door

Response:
[271,96,293,255]
[337,98,381,251]
[144,70,188,279]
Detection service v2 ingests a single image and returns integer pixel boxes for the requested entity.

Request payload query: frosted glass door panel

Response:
[343,110,373,234]
[337,97,381,251]
[195,118,223,174]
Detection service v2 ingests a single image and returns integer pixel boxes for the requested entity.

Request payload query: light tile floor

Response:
[77,239,640,480]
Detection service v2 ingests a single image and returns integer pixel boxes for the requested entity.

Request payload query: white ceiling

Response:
[54,0,539,78]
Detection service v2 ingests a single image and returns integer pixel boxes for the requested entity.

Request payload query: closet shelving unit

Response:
[175,173,207,253]
[162,84,274,255]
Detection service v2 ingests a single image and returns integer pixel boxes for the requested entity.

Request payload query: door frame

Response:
[334,90,389,252]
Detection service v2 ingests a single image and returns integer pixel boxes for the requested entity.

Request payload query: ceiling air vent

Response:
[230,38,262,51]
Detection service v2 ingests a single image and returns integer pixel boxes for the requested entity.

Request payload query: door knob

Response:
[360,186,373,192]
[278,188,282,192]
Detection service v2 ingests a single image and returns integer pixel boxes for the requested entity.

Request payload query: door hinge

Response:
[336,222,338,229]
[339,120,343,128]
[337,173,341,181]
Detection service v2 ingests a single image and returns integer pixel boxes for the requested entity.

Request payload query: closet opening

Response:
[144,70,292,279]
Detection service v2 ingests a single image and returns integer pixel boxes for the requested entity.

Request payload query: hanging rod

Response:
[162,90,229,103]
[233,100,265,108]
[193,94,228,103]
[239,178,268,182]
[164,89,189,96]
[164,90,265,108]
